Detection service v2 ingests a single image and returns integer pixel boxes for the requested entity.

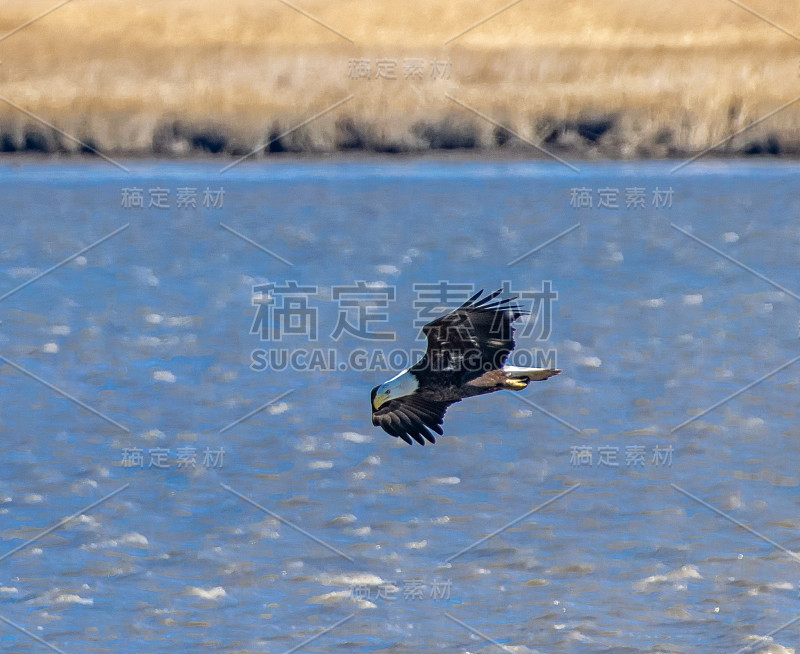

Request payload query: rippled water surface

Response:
[0,159,799,653]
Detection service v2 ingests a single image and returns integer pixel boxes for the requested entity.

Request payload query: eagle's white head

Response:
[371,368,419,410]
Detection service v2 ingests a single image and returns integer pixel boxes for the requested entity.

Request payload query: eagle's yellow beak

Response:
[372,388,391,410]
[372,370,419,411]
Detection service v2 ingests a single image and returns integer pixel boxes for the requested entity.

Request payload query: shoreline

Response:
[0,122,796,164]
[1,149,799,167]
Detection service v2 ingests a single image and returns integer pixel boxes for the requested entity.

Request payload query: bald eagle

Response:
[370,288,561,445]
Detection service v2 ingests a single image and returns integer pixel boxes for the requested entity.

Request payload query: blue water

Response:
[0,159,799,653]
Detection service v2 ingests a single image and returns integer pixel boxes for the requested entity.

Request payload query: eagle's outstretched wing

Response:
[414,288,525,374]
[371,395,457,445]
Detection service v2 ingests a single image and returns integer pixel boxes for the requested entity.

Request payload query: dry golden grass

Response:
[0,0,799,156]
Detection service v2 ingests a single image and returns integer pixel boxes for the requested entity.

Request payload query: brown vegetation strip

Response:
[0,0,798,158]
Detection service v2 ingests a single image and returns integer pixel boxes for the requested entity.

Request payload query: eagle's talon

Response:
[503,378,529,391]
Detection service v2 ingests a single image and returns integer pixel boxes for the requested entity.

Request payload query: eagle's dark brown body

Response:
[370,289,561,445]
